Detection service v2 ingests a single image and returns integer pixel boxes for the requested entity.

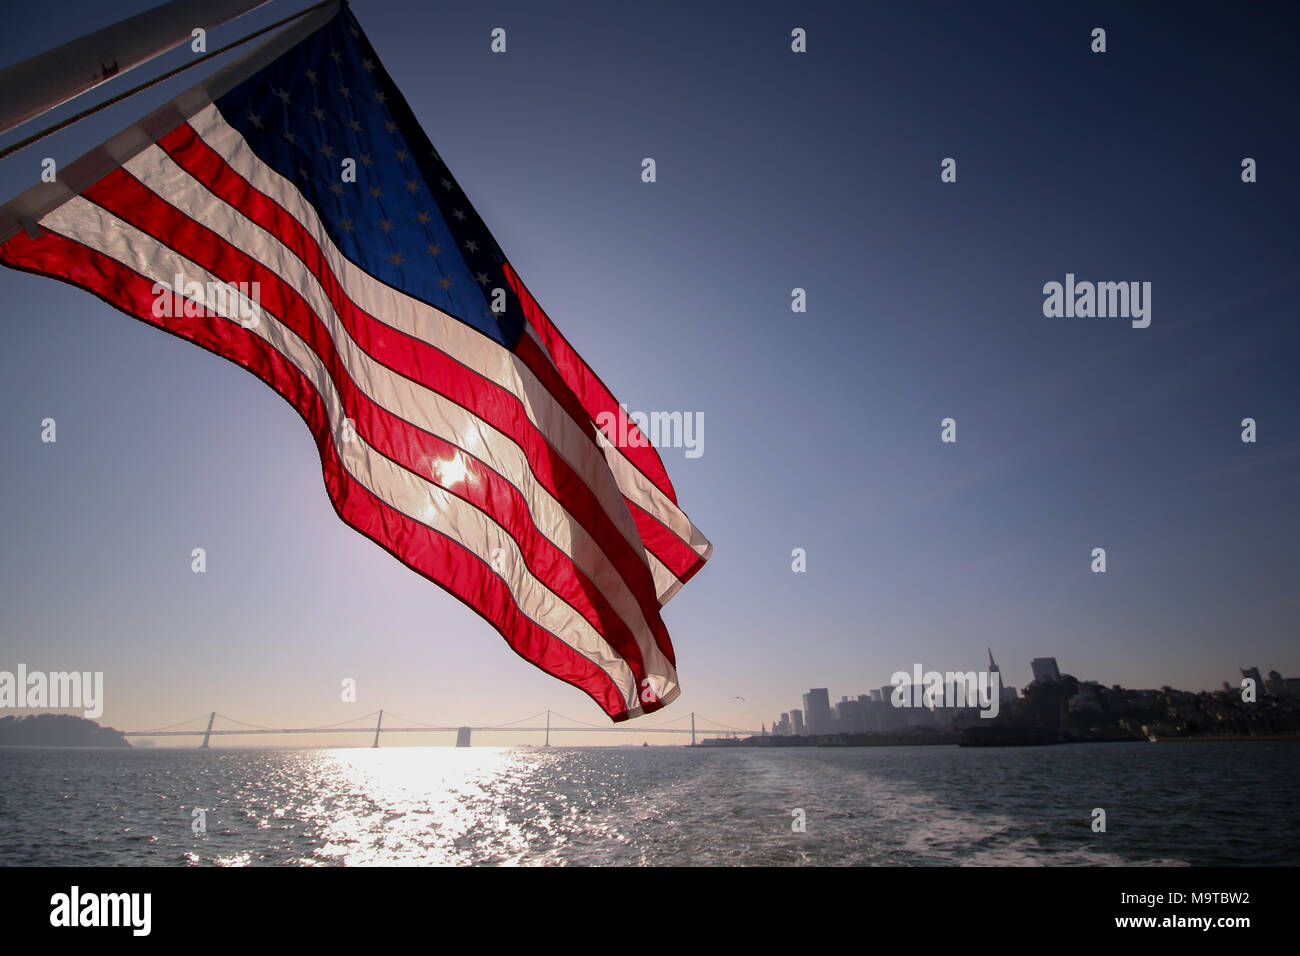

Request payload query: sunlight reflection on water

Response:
[3,743,1297,866]
[305,747,527,865]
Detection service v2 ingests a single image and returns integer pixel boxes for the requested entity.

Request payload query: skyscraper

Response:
[1031,658,1061,683]
[857,694,872,731]
[791,709,804,736]
[989,648,1018,703]
[835,695,865,732]
[802,688,832,735]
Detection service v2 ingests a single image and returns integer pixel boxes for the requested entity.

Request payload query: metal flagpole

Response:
[0,0,341,241]
[0,0,274,139]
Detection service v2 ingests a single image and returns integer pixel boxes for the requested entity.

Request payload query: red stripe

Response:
[154,123,677,657]
[513,330,693,615]
[625,496,704,583]
[513,318,700,593]
[0,225,653,720]
[512,331,608,460]
[503,261,679,505]
[79,167,659,690]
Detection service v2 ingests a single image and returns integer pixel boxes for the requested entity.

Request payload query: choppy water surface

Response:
[1,743,1295,865]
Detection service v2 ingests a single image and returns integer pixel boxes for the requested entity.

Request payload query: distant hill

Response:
[0,714,131,748]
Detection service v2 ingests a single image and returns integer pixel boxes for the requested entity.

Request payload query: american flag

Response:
[0,3,710,721]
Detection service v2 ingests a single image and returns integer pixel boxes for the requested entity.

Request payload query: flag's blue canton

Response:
[215,9,526,349]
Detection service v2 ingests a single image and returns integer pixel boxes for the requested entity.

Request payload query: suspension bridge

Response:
[123,709,762,748]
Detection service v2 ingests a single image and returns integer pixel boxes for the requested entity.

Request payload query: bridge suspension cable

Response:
[690,714,751,733]
[543,710,605,728]
[476,710,549,729]
[211,713,278,730]
[303,710,382,729]
[379,711,452,729]
[639,711,694,729]
[208,711,382,731]
[133,713,214,734]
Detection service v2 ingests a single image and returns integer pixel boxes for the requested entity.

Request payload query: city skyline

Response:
[767,655,1300,738]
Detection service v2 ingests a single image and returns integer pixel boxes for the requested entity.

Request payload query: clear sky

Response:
[1,0,1297,746]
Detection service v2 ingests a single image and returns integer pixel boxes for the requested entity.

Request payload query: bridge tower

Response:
[456,726,472,747]
[544,709,550,747]
[199,711,215,749]
[691,712,695,747]
[372,709,383,748]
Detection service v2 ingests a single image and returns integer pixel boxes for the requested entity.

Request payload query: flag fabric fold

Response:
[0,2,709,721]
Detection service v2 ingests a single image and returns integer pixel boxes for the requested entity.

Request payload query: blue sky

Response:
[1,0,1297,745]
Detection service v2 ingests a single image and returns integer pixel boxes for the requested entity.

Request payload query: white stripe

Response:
[38,195,682,710]
[189,104,709,591]
[522,320,553,362]
[121,143,676,679]
[597,436,714,558]
[646,549,679,601]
